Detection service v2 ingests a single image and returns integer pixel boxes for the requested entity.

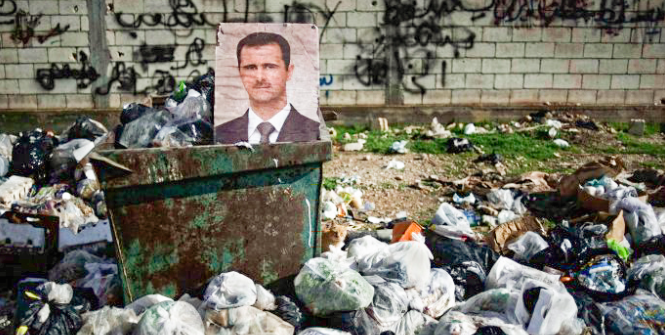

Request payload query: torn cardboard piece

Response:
[558,156,626,197]
[485,216,546,254]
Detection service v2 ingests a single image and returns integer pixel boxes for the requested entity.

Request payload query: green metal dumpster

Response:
[92,141,332,303]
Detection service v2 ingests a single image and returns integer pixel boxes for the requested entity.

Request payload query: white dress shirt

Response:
[247,103,291,144]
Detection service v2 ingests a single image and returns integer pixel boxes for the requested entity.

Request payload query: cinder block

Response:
[48,47,78,63]
[356,90,385,105]
[344,43,373,60]
[628,119,646,135]
[626,90,654,104]
[327,59,356,74]
[525,43,554,58]
[5,64,34,79]
[327,0,356,12]
[466,43,495,58]
[658,60,665,73]
[113,0,144,13]
[496,43,525,58]
[584,44,613,58]
[539,89,568,103]
[344,74,377,90]
[0,49,18,63]
[436,45,461,58]
[422,90,452,104]
[106,31,115,46]
[452,59,481,73]
[613,44,642,58]
[582,75,610,89]
[326,90,357,105]
[51,16,81,32]
[481,90,511,104]
[511,59,540,73]
[570,59,598,73]
[483,27,512,42]
[465,74,494,89]
[109,46,132,61]
[542,28,571,42]
[628,59,657,73]
[66,94,94,108]
[357,0,386,11]
[495,74,523,89]
[149,30,177,45]
[512,28,541,42]
[8,95,38,109]
[452,89,481,104]
[554,43,583,58]
[320,43,344,59]
[356,27,379,43]
[0,79,20,94]
[29,1,60,15]
[642,44,665,58]
[234,0,266,13]
[38,95,67,108]
[482,59,511,73]
[322,28,357,43]
[611,75,640,89]
[571,28,601,42]
[568,90,597,104]
[524,74,553,88]
[541,59,569,73]
[510,89,539,104]
[403,92,423,104]
[601,29,631,43]
[553,74,582,88]
[146,0,179,13]
[599,60,628,74]
[115,31,144,46]
[0,65,4,79]
[347,12,377,27]
[18,49,48,63]
[597,90,626,104]
[640,75,665,89]
[441,74,465,89]
[0,95,7,109]
[631,28,659,44]
[20,78,77,94]
[61,32,89,47]
[60,0,87,14]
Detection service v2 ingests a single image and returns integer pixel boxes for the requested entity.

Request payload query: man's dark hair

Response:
[237,32,291,68]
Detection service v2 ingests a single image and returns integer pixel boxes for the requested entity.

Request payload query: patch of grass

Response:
[467,133,561,161]
[639,161,665,169]
[541,218,557,231]
[323,177,339,190]
[602,132,665,157]
[606,122,662,136]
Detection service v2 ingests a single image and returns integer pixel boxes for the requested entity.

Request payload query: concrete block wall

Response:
[0,0,663,109]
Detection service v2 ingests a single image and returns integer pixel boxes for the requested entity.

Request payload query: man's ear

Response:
[286,63,295,81]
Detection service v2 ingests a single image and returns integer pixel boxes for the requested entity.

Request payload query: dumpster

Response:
[91,141,332,303]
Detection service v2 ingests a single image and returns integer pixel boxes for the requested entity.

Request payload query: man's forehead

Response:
[240,44,283,60]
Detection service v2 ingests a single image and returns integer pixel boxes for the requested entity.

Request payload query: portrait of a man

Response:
[214,25,322,145]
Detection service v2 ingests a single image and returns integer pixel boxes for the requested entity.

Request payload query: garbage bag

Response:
[121,103,157,125]
[486,257,563,291]
[366,282,409,327]
[447,138,472,153]
[0,133,13,160]
[507,232,549,263]
[254,284,277,311]
[513,280,578,335]
[538,225,590,270]
[273,296,303,330]
[430,203,474,237]
[134,301,204,335]
[18,282,83,335]
[204,272,257,310]
[325,309,380,335]
[596,290,665,334]
[117,109,171,148]
[204,305,294,335]
[454,288,520,321]
[298,328,351,335]
[391,310,436,335]
[443,261,487,301]
[91,190,107,219]
[294,258,374,316]
[574,252,629,299]
[0,155,8,177]
[418,268,456,318]
[154,94,213,147]
[48,139,95,184]
[613,197,662,246]
[125,294,173,316]
[487,189,515,210]
[346,235,388,261]
[628,254,665,300]
[425,230,498,273]
[190,70,215,108]
[435,311,527,335]
[360,234,433,289]
[11,129,58,183]
[63,117,108,142]
[78,306,139,335]
[77,263,121,306]
[48,249,106,284]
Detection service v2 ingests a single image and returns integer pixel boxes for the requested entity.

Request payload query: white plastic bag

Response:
[126,294,174,316]
[513,279,578,335]
[367,282,409,327]
[487,189,514,210]
[41,282,73,304]
[486,257,563,291]
[392,310,437,335]
[253,284,277,311]
[507,232,549,262]
[432,203,471,228]
[628,254,665,300]
[435,311,528,335]
[134,301,204,335]
[455,288,520,323]
[613,197,662,245]
[418,268,456,318]
[295,258,374,316]
[77,262,119,306]
[204,305,294,335]
[361,233,433,289]
[204,272,257,310]
[79,306,139,335]
[298,328,350,335]
[346,235,388,260]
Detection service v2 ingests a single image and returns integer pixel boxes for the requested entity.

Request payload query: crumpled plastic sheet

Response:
[576,253,628,297]
[628,254,665,301]
[63,117,108,142]
[204,305,294,335]
[204,272,257,310]
[325,309,380,335]
[360,234,433,290]
[391,310,437,335]
[153,94,213,147]
[454,288,520,323]
[366,282,409,327]
[507,232,549,263]
[117,109,171,148]
[78,306,139,335]
[596,290,665,334]
[125,294,173,316]
[513,280,578,335]
[76,263,120,306]
[295,258,374,316]
[487,189,515,211]
[486,257,563,291]
[612,197,662,246]
[272,296,303,330]
[434,311,528,335]
[134,301,204,335]
[347,236,388,261]
[254,284,277,311]
[418,268,456,318]
[431,203,472,233]
[48,249,105,283]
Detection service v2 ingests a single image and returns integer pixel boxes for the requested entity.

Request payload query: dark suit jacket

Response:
[215,104,320,144]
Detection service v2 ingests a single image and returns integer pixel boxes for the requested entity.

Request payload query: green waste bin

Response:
[92,141,332,303]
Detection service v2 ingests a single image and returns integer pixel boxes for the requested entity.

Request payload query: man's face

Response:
[238,43,294,106]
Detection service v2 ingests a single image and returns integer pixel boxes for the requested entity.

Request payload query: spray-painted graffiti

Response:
[0,0,17,25]
[283,1,342,39]
[35,51,100,90]
[114,0,215,29]
[7,10,70,46]
[320,74,334,87]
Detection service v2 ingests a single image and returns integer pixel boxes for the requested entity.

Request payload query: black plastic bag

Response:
[120,103,157,125]
[190,69,215,110]
[273,296,303,330]
[474,153,502,165]
[11,129,58,183]
[19,290,82,335]
[64,117,107,141]
[572,250,633,302]
[325,309,381,335]
[443,262,487,301]
[475,326,508,335]
[425,230,498,270]
[447,138,473,154]
[538,225,590,271]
